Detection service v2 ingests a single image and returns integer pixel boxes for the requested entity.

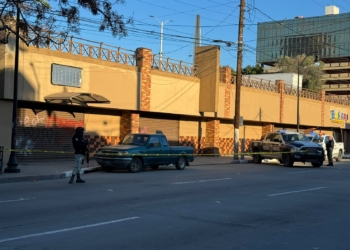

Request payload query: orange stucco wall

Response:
[2,35,350,159]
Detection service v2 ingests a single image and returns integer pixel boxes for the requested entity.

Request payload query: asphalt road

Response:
[1,160,350,250]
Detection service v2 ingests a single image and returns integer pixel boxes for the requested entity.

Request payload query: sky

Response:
[72,0,349,70]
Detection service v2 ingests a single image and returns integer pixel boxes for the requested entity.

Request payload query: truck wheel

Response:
[253,150,262,164]
[175,156,186,170]
[150,165,159,170]
[312,162,323,168]
[282,153,294,167]
[127,158,143,173]
[336,150,343,162]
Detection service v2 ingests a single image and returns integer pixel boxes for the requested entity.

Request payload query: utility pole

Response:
[234,0,245,160]
[5,2,21,173]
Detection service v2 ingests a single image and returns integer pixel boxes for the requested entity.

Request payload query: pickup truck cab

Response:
[249,131,325,167]
[306,134,344,162]
[95,132,194,173]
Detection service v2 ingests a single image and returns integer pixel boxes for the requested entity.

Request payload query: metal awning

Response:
[44,92,110,106]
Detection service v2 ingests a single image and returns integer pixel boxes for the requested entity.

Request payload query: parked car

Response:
[249,130,325,167]
[94,131,194,173]
[306,134,344,162]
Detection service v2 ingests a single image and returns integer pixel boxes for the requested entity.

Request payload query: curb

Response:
[0,166,101,184]
[0,173,66,184]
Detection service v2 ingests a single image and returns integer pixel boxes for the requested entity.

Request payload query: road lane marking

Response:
[268,187,326,197]
[172,178,231,185]
[0,198,36,204]
[0,217,140,243]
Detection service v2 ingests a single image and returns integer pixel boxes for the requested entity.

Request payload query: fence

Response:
[29,35,196,77]
[151,55,197,77]
[238,76,350,106]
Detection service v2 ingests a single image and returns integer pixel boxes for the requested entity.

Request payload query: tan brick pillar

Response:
[205,119,220,155]
[120,111,140,141]
[136,48,152,111]
[319,90,326,126]
[262,124,274,136]
[276,80,285,123]
[221,67,232,118]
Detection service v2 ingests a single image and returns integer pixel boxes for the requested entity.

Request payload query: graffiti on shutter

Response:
[16,109,84,161]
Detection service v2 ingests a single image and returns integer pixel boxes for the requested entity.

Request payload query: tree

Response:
[0,0,133,46]
[242,64,264,75]
[274,55,324,90]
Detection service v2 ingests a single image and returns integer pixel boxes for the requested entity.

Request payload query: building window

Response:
[51,64,82,87]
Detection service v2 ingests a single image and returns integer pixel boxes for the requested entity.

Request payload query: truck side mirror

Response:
[148,143,154,148]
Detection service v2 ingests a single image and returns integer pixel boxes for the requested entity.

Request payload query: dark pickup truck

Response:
[249,131,325,167]
[95,132,194,173]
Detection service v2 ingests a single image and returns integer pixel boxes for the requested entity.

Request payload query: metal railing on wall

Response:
[151,55,197,77]
[28,34,196,77]
[30,36,137,66]
[226,76,350,106]
[241,76,277,92]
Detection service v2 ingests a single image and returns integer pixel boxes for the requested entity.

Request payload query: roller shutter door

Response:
[139,117,179,146]
[16,109,84,161]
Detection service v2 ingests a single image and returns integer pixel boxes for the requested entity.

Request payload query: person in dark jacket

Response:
[69,127,88,184]
[326,136,335,166]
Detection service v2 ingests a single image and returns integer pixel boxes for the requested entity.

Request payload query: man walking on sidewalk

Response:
[326,136,334,166]
[69,127,88,184]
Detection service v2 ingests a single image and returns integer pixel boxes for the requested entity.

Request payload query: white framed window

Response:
[51,64,82,87]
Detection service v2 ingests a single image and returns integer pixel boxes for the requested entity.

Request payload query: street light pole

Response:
[150,16,172,61]
[5,3,21,173]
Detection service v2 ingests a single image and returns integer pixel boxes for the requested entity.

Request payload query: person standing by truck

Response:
[69,127,88,183]
[326,136,335,166]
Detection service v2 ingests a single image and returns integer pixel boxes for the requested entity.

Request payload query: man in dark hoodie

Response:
[326,135,335,166]
[69,127,88,184]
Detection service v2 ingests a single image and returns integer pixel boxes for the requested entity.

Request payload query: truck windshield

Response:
[282,133,309,142]
[311,135,323,144]
[121,134,149,146]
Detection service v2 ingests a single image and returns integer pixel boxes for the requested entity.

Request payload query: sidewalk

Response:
[0,156,253,184]
[1,154,348,184]
[0,159,101,184]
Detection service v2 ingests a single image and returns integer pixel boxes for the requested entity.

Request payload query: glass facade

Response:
[256,13,350,65]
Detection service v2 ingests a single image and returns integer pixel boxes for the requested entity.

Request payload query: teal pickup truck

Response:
[94,131,195,173]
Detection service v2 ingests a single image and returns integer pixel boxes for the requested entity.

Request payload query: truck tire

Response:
[127,158,143,173]
[252,150,262,164]
[311,162,323,168]
[282,153,294,167]
[336,150,343,162]
[175,156,186,170]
